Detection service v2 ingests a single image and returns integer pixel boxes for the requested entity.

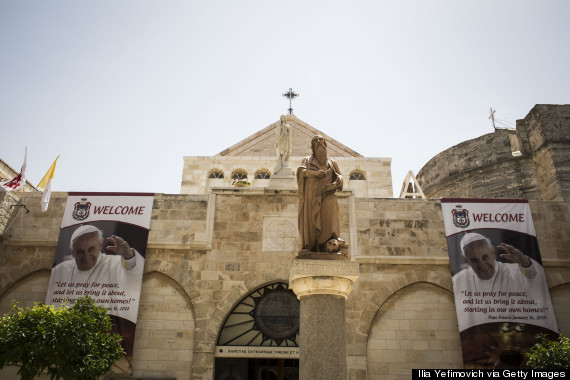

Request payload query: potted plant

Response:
[233,178,251,187]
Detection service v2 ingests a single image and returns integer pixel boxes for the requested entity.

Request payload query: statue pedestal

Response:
[289,259,360,380]
[269,166,296,189]
[297,250,349,260]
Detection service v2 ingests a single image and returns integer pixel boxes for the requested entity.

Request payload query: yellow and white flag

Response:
[37,156,59,212]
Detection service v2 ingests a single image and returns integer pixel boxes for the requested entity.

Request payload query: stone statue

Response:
[275,115,292,168]
[296,135,348,256]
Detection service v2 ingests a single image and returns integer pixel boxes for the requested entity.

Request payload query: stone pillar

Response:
[289,259,359,380]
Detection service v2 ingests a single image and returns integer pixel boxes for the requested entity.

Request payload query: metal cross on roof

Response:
[282,88,299,115]
[489,107,496,129]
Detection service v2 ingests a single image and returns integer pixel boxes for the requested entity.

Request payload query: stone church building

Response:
[0,104,569,380]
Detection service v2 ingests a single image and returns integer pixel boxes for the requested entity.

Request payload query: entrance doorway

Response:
[215,358,299,380]
[215,283,300,380]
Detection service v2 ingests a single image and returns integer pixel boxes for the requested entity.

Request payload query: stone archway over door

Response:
[214,282,300,380]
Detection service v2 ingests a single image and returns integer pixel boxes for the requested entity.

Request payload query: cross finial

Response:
[489,107,496,129]
[282,88,299,115]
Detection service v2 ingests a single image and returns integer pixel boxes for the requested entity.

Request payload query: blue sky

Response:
[1,0,569,195]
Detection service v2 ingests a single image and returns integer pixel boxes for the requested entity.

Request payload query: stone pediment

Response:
[216,115,362,158]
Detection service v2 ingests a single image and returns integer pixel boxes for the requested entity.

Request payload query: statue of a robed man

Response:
[296,135,348,256]
[275,115,292,169]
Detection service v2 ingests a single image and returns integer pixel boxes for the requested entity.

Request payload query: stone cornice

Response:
[354,255,570,267]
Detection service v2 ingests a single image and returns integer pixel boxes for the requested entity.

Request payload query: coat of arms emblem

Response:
[72,198,92,221]
[451,206,470,228]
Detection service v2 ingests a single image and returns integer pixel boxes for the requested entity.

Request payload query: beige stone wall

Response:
[550,284,570,336]
[150,194,210,245]
[132,273,195,380]
[181,156,393,198]
[0,192,568,380]
[366,283,462,379]
[0,191,19,237]
[353,199,447,259]
[518,105,570,201]
[338,157,393,198]
[529,201,570,261]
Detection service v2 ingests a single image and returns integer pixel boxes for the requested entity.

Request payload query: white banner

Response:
[441,198,558,369]
[441,200,536,237]
[46,192,154,374]
[61,193,154,229]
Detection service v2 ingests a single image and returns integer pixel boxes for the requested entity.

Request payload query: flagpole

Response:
[1,147,33,239]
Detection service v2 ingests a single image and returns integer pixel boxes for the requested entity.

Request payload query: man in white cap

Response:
[457,232,535,282]
[452,232,557,332]
[45,225,144,323]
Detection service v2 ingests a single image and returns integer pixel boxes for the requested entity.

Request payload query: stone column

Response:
[289,259,360,380]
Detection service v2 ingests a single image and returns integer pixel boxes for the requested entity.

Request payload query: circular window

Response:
[254,289,299,340]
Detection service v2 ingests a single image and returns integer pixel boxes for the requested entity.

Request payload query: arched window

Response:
[231,169,248,180]
[349,170,366,180]
[217,282,299,347]
[255,170,271,179]
[208,169,224,179]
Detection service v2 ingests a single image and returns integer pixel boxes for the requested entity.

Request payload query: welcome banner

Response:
[46,192,154,373]
[441,199,558,369]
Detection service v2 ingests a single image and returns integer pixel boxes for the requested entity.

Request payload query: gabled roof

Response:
[216,115,362,158]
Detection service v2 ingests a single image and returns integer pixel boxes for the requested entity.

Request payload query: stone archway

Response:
[347,270,454,379]
[356,270,452,338]
[0,271,58,379]
[366,283,461,379]
[131,271,195,380]
[0,270,51,313]
[546,268,570,336]
[550,283,570,336]
[214,282,300,380]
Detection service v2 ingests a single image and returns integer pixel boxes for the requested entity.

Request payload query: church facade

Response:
[0,106,569,380]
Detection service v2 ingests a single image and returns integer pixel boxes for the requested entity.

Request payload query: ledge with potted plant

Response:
[233,178,251,187]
